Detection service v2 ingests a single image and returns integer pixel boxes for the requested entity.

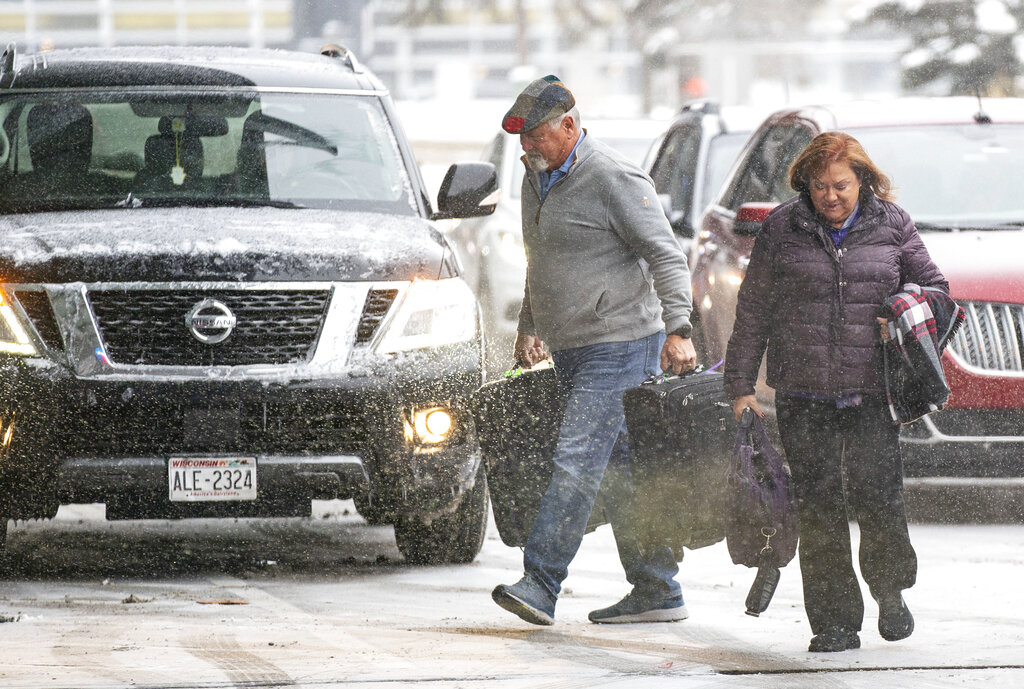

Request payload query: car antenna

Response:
[974,87,992,124]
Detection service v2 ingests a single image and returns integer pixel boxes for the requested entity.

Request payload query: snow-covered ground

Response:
[0,502,1021,688]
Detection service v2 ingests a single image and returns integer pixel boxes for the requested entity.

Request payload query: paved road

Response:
[1,502,1022,688]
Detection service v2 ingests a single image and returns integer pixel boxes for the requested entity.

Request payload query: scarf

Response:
[881,283,965,423]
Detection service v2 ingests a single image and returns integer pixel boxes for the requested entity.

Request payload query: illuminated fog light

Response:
[424,409,452,436]
[726,272,744,287]
[413,407,454,445]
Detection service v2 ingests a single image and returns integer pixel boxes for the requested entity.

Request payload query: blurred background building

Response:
[2,0,1021,162]
[0,0,910,112]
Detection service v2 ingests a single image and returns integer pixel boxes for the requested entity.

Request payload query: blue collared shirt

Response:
[538,131,585,201]
[828,201,861,246]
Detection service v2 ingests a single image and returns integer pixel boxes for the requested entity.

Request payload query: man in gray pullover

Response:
[491,75,697,625]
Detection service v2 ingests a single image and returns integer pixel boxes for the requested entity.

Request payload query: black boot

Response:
[877,592,914,642]
[808,627,861,652]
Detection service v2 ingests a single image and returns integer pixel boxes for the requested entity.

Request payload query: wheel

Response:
[0,517,9,576]
[394,468,489,565]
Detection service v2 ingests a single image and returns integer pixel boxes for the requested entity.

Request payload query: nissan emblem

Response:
[186,298,237,344]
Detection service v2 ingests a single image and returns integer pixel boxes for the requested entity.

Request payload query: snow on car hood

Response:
[920,229,1024,304]
[0,207,453,283]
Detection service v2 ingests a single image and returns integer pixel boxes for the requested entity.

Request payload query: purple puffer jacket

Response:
[724,193,948,400]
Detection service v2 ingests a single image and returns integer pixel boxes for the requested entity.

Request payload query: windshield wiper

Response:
[212,196,306,209]
[917,220,1024,232]
[129,196,306,209]
[913,221,959,232]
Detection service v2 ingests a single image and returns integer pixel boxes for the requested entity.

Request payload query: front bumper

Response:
[901,408,1024,479]
[0,343,483,521]
[901,352,1024,480]
[61,454,368,519]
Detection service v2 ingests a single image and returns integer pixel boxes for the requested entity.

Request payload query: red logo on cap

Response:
[503,116,525,133]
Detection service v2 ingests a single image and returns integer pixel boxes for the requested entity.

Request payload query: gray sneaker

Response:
[589,590,689,624]
[492,575,556,626]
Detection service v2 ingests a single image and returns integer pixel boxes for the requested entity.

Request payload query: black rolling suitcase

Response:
[472,364,608,547]
[622,368,736,555]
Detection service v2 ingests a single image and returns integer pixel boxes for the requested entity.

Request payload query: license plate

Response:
[168,457,256,502]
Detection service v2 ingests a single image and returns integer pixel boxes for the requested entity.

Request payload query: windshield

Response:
[0,90,417,215]
[854,124,1024,226]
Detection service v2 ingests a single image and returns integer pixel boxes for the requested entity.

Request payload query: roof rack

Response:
[320,43,364,74]
[0,43,16,88]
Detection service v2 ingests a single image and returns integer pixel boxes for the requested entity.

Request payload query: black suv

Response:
[0,45,498,565]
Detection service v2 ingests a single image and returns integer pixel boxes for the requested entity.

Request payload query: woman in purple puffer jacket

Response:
[724,132,947,653]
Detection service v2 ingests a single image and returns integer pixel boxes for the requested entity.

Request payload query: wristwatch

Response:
[668,324,692,339]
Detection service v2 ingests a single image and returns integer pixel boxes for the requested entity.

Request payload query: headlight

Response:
[405,406,455,445]
[0,291,37,356]
[375,278,478,353]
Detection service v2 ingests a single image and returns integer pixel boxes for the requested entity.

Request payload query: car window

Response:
[601,136,656,166]
[483,133,503,173]
[0,91,417,215]
[702,131,750,211]
[724,123,811,209]
[649,122,701,216]
[853,124,1024,224]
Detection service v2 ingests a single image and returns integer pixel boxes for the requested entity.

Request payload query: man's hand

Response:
[732,394,764,422]
[660,335,697,375]
[514,333,546,368]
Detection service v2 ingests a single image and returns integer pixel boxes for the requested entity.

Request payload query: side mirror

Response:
[658,193,694,238]
[733,202,776,236]
[433,161,499,220]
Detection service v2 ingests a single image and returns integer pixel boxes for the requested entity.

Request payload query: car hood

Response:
[920,229,1024,303]
[0,207,453,283]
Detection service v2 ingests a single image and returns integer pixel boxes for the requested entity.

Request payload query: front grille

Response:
[14,290,64,351]
[88,289,331,366]
[947,301,1024,373]
[64,393,378,457]
[355,288,398,343]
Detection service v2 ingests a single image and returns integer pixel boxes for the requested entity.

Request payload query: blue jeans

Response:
[523,331,681,601]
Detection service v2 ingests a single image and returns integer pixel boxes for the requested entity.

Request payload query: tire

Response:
[0,518,9,576]
[394,468,489,565]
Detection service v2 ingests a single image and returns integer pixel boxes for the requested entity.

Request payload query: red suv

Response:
[691,97,1024,492]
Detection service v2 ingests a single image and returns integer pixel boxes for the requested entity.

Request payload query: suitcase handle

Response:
[643,359,722,386]
[505,359,554,378]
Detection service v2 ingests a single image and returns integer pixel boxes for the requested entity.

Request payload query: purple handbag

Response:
[725,408,799,616]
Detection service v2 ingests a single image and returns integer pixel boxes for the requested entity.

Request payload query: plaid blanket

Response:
[881,284,965,423]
